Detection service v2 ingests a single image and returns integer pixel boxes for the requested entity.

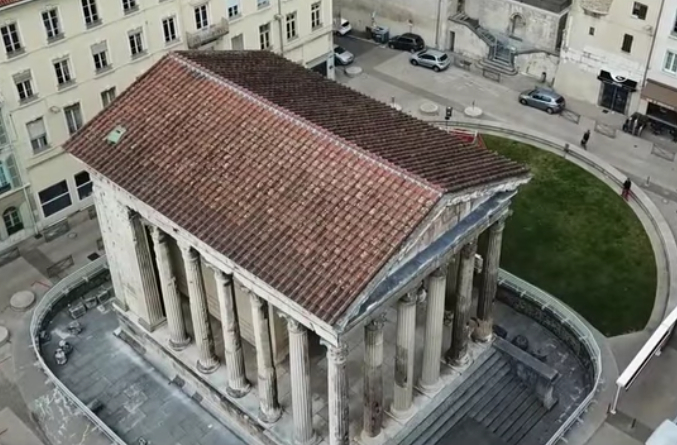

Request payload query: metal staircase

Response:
[451,13,518,75]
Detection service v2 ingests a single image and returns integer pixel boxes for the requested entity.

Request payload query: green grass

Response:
[483,135,656,336]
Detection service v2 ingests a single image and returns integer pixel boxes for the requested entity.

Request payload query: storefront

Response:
[641,80,677,129]
[597,70,637,115]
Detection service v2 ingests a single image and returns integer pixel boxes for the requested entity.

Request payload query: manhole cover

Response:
[11,290,36,312]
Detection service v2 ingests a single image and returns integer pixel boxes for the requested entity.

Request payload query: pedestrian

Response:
[581,130,590,149]
[622,178,632,201]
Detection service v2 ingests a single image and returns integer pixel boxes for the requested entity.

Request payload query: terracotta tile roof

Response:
[65,51,526,327]
[177,51,528,193]
[0,0,23,8]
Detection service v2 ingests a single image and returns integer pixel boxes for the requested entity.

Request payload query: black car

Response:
[388,33,425,52]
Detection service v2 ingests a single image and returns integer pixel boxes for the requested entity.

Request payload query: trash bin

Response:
[372,26,390,44]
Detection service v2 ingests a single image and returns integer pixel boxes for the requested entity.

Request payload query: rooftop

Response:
[64,50,528,326]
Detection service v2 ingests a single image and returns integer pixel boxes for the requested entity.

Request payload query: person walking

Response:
[622,178,632,201]
[581,130,591,149]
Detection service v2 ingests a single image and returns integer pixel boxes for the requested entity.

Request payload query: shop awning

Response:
[642,80,677,110]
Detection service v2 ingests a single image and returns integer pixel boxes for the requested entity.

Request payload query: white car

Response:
[333,45,354,65]
[334,18,352,36]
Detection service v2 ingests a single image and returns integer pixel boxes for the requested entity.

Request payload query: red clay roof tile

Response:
[65,51,526,326]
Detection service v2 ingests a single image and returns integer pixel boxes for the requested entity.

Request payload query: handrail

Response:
[30,255,127,445]
[498,269,603,445]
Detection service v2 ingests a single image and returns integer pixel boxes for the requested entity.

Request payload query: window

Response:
[26,118,49,154]
[227,0,240,18]
[101,87,116,107]
[589,26,595,35]
[311,2,321,29]
[665,50,677,73]
[0,163,10,193]
[257,0,270,9]
[195,5,209,30]
[64,103,83,135]
[231,33,244,50]
[128,29,145,57]
[162,16,178,43]
[91,42,110,72]
[38,181,72,217]
[1,23,23,57]
[259,23,271,49]
[3,207,23,236]
[286,12,297,40]
[74,171,93,199]
[42,9,63,41]
[13,71,35,102]
[122,0,138,13]
[0,113,7,146]
[621,33,633,53]
[81,0,100,27]
[632,2,647,19]
[53,58,74,87]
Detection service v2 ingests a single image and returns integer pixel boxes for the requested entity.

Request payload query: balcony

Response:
[187,18,230,49]
[580,0,612,16]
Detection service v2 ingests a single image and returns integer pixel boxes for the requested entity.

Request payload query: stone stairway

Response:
[451,13,518,76]
[404,348,549,445]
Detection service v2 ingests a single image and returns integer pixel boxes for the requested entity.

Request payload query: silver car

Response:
[333,45,354,66]
[518,88,565,114]
[409,49,450,72]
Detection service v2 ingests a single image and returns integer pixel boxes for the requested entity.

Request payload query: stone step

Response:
[494,393,538,437]
[504,399,548,445]
[477,58,517,76]
[486,384,533,433]
[475,378,523,425]
[403,350,502,445]
[424,361,512,444]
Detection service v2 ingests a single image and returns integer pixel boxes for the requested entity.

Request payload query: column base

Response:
[472,320,494,343]
[357,430,387,445]
[415,378,443,397]
[138,317,167,333]
[445,352,470,369]
[387,402,416,423]
[295,432,319,445]
[168,335,191,351]
[259,406,282,424]
[226,381,252,399]
[197,358,221,374]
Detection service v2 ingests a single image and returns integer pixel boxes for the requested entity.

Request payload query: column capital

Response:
[490,216,507,234]
[149,225,168,245]
[249,292,267,310]
[285,316,306,334]
[400,291,418,306]
[324,342,348,364]
[431,265,447,279]
[206,262,232,283]
[177,240,199,262]
[416,283,427,303]
[365,313,387,331]
[461,238,478,259]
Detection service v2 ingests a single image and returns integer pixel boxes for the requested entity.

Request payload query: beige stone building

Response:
[0,0,334,252]
[555,0,661,114]
[65,51,532,445]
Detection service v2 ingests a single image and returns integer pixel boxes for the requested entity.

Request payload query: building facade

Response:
[638,0,677,129]
[555,0,661,115]
[0,0,334,250]
[65,51,532,445]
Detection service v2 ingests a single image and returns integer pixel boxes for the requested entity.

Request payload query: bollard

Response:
[630,418,637,429]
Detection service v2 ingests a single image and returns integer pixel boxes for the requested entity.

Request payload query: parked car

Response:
[518,88,565,114]
[410,49,450,72]
[387,33,425,52]
[334,18,352,36]
[333,45,354,65]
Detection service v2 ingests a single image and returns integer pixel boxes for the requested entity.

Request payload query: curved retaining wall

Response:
[29,256,127,445]
[444,117,677,330]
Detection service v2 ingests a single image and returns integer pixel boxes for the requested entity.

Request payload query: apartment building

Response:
[554,0,660,115]
[639,0,677,129]
[0,0,334,251]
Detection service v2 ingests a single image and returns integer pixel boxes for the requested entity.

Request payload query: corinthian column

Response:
[325,342,349,445]
[390,292,417,421]
[446,240,477,367]
[129,211,165,331]
[474,218,506,342]
[444,254,461,326]
[250,293,281,423]
[361,315,386,442]
[418,266,447,395]
[287,318,315,445]
[212,269,251,398]
[149,227,190,350]
[178,243,220,374]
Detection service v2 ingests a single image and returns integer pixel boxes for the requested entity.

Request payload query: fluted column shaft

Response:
[446,240,477,366]
[130,212,165,330]
[326,343,349,445]
[391,292,417,419]
[179,244,220,374]
[213,270,251,398]
[150,227,190,350]
[444,254,461,326]
[288,319,315,445]
[475,219,506,342]
[362,316,386,440]
[250,293,281,423]
[418,266,447,394]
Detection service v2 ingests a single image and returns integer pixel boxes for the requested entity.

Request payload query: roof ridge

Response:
[170,52,443,195]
